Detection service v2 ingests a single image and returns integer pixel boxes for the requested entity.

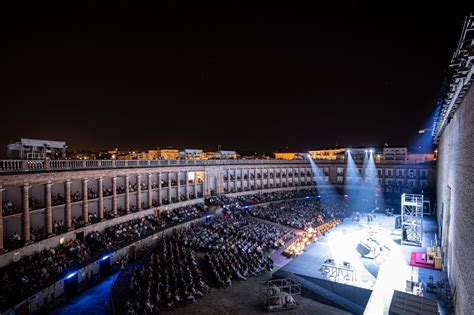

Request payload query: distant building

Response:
[179,149,205,160]
[7,138,67,160]
[137,150,158,160]
[215,150,239,159]
[274,152,299,160]
[309,148,345,160]
[158,148,179,160]
[383,147,407,161]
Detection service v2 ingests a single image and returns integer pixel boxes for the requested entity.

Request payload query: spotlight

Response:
[369,149,374,153]
[101,255,110,261]
[66,271,77,279]
[365,150,368,153]
[347,149,351,154]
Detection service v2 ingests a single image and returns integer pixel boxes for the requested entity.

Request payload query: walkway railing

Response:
[0,159,310,173]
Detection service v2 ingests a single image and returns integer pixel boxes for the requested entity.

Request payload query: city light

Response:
[66,271,77,279]
[101,255,110,261]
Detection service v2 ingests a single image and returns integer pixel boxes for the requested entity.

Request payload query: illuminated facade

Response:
[308,148,345,160]
[274,152,298,160]
[158,149,179,160]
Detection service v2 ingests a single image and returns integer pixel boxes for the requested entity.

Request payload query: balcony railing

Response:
[0,159,311,174]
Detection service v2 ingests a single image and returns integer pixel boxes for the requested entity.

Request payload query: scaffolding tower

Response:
[401,193,424,246]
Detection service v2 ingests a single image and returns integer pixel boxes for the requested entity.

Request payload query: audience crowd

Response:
[126,238,209,314]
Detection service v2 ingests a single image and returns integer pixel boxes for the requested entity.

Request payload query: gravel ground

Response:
[167,271,350,315]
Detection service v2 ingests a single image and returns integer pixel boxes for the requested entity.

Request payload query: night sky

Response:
[1,2,471,154]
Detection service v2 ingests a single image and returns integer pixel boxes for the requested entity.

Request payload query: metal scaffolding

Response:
[401,193,424,246]
[260,278,301,312]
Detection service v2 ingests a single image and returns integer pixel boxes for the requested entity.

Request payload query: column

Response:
[82,179,89,224]
[304,168,308,185]
[45,182,53,236]
[254,169,257,190]
[65,180,72,230]
[0,187,4,250]
[158,172,163,204]
[226,170,230,192]
[98,178,104,221]
[193,174,198,198]
[22,185,31,243]
[176,171,180,200]
[112,176,118,216]
[147,173,152,208]
[280,168,283,187]
[125,175,130,213]
[264,169,267,188]
[273,168,277,187]
[185,172,190,199]
[241,169,244,191]
[167,172,171,202]
[286,168,290,186]
[136,175,142,210]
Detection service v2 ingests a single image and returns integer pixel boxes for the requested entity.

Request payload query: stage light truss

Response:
[401,193,424,246]
[433,13,474,143]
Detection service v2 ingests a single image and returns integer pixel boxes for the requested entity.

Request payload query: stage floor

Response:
[276,215,449,314]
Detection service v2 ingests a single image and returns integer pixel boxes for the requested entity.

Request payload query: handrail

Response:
[0,159,311,174]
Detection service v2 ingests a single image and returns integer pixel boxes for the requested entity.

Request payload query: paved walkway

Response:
[51,272,119,315]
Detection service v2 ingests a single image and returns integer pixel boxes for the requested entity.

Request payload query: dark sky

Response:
[1,2,471,153]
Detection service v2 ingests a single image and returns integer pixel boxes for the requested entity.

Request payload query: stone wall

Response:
[436,83,474,314]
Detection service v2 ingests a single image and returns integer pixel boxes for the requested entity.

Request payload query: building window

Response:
[396,179,404,186]
[337,176,344,184]
[420,169,428,178]
[396,169,404,177]
[407,169,416,178]
[385,179,393,185]
[385,169,393,177]
[337,167,344,176]
[420,180,427,188]
[377,169,382,177]
[408,180,416,188]
[324,167,330,176]
[377,179,382,186]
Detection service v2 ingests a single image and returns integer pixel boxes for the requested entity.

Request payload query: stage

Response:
[274,215,449,314]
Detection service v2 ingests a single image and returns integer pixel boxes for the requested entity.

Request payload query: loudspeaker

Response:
[357,242,371,256]
[395,215,401,229]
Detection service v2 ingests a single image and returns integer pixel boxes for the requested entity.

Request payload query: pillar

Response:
[112,176,118,216]
[194,174,198,198]
[241,169,244,191]
[254,169,258,190]
[280,167,283,187]
[185,171,190,199]
[0,187,4,250]
[176,171,180,200]
[227,169,230,192]
[98,178,104,221]
[65,180,72,230]
[82,179,89,224]
[273,168,277,187]
[147,173,152,207]
[45,182,53,235]
[136,175,142,210]
[167,172,171,202]
[22,185,31,243]
[158,172,163,204]
[304,168,308,185]
[125,175,130,213]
